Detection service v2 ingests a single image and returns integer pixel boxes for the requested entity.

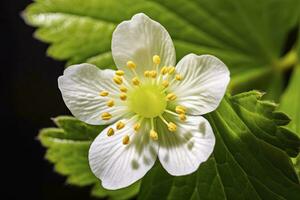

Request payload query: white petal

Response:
[89,117,158,190]
[58,63,127,125]
[157,115,215,176]
[112,13,176,77]
[170,54,230,115]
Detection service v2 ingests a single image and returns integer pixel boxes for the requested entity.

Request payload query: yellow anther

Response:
[162,80,169,88]
[116,121,125,130]
[107,128,114,136]
[175,105,186,114]
[168,122,177,132]
[132,77,140,85]
[150,130,158,140]
[150,70,157,78]
[144,70,151,77]
[127,61,136,69]
[99,91,109,97]
[160,66,168,75]
[122,135,130,145]
[133,123,140,132]
[106,99,114,107]
[168,66,175,74]
[179,113,187,122]
[119,85,128,92]
[101,112,112,120]
[115,70,125,76]
[153,55,161,65]
[166,93,177,101]
[120,92,127,101]
[175,74,182,81]
[113,76,123,85]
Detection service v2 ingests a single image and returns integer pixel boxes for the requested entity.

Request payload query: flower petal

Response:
[58,63,127,125]
[89,117,158,190]
[112,13,176,77]
[157,115,215,176]
[171,54,230,115]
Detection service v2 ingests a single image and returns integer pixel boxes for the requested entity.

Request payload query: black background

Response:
[2,1,99,199]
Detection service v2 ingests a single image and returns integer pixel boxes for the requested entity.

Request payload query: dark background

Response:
[2,1,98,199]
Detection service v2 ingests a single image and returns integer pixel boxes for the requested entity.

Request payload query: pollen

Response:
[107,128,114,136]
[144,70,151,77]
[168,66,175,74]
[150,130,158,140]
[115,70,125,76]
[166,93,177,101]
[122,135,130,145]
[120,92,127,101]
[127,61,136,69]
[160,66,168,75]
[132,77,140,85]
[162,80,169,88]
[113,76,123,85]
[133,123,140,132]
[175,105,186,114]
[99,91,109,97]
[119,85,128,92]
[116,121,125,130]
[101,112,112,120]
[153,55,161,65]
[150,70,157,78]
[168,122,177,132]
[175,74,182,81]
[106,99,114,107]
[179,113,186,121]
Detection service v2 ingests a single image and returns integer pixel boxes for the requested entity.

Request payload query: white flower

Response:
[58,13,230,190]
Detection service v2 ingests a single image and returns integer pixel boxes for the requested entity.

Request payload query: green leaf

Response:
[39,116,140,199]
[138,91,300,200]
[23,0,300,93]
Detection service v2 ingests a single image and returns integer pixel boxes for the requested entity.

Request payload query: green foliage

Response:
[23,0,300,96]
[138,91,300,200]
[39,116,140,199]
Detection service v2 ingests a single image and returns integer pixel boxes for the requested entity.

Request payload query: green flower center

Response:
[128,84,167,118]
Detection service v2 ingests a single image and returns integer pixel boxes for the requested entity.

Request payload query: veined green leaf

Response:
[39,116,140,199]
[138,91,300,200]
[23,0,300,93]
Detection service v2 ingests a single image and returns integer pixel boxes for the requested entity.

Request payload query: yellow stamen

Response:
[122,135,130,145]
[153,55,161,65]
[101,112,112,120]
[106,99,114,107]
[150,70,157,78]
[127,61,136,69]
[175,105,186,114]
[120,93,127,101]
[99,91,109,97]
[144,70,150,77]
[179,113,186,121]
[150,130,158,140]
[133,123,140,132]
[132,77,140,85]
[119,85,128,92]
[175,74,182,81]
[168,122,177,132]
[166,93,177,101]
[162,80,169,88]
[113,76,123,85]
[107,128,114,136]
[160,66,168,75]
[168,66,175,75]
[116,121,125,130]
[115,70,125,76]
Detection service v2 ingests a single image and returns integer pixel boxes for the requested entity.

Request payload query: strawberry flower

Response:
[58,13,230,190]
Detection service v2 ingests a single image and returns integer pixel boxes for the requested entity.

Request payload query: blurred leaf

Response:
[39,116,140,199]
[23,0,300,93]
[138,91,300,200]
